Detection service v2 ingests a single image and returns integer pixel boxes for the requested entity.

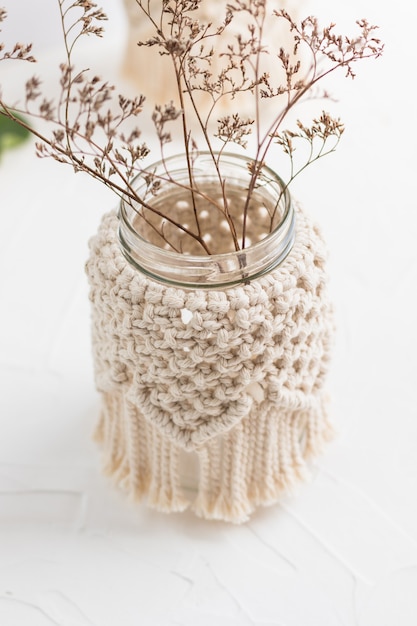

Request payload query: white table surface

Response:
[1,1,417,625]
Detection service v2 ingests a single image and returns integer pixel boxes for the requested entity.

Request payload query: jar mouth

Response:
[118,152,296,289]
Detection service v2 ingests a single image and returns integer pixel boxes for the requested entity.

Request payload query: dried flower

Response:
[0,0,383,254]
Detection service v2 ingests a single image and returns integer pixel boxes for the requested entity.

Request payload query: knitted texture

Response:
[86,209,334,523]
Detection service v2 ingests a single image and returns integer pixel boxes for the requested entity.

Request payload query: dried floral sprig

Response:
[0,7,36,64]
[0,1,383,254]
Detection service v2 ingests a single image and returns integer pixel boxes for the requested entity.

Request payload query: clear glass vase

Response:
[86,151,334,523]
[118,152,296,289]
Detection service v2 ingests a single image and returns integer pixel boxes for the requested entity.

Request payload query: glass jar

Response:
[118,152,296,289]
[86,151,334,523]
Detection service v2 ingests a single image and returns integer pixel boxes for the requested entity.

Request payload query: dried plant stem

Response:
[0,1,383,256]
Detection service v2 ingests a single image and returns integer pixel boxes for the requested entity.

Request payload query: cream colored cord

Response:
[86,208,334,522]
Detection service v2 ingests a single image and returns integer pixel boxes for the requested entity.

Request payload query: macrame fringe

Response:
[94,390,334,524]
[87,209,335,522]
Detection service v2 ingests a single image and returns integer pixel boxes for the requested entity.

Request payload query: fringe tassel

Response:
[94,390,333,523]
[96,390,189,513]
[94,392,127,482]
[147,427,189,513]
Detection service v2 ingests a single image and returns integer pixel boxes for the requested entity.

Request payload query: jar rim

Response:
[118,152,296,289]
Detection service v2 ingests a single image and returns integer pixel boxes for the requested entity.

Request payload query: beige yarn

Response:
[86,208,334,523]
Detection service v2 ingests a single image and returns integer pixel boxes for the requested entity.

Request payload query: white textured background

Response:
[1,1,417,624]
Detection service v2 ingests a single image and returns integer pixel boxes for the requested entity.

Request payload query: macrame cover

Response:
[85,209,334,523]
